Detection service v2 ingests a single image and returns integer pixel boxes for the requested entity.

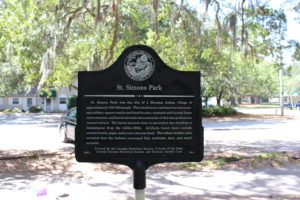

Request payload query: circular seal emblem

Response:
[124,50,155,81]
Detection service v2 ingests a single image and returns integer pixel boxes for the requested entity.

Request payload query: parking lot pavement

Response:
[234,107,300,117]
[203,109,300,154]
[0,113,73,154]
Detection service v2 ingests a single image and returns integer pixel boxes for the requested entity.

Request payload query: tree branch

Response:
[213,0,222,50]
[151,0,160,40]
[103,0,119,68]
[241,0,246,51]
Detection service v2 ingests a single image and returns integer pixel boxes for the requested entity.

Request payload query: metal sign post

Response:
[134,160,146,200]
[135,190,145,200]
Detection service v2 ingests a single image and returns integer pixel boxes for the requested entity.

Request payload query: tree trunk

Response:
[216,92,222,106]
[230,96,237,106]
[256,96,262,104]
[216,88,224,106]
[250,96,255,104]
[238,97,242,104]
[217,98,221,106]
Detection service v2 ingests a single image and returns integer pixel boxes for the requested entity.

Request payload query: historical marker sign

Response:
[75,45,204,169]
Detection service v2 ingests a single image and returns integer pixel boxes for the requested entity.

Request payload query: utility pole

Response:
[279,67,284,116]
[278,19,284,116]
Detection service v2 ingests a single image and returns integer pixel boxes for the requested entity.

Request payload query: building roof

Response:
[8,87,37,96]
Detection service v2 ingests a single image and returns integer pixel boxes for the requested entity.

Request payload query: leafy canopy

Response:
[0,0,289,102]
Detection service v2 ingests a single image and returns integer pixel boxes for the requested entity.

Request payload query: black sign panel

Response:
[75,45,203,169]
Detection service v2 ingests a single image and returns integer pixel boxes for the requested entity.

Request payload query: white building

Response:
[0,86,77,112]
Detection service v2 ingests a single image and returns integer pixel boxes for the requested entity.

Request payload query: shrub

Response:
[2,107,23,113]
[202,106,214,116]
[29,106,42,113]
[202,105,237,117]
[223,105,237,115]
[67,95,77,109]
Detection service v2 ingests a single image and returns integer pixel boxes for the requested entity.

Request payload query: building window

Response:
[12,98,19,105]
[59,97,67,104]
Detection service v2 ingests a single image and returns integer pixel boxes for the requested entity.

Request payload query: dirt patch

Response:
[1,150,300,175]
[150,152,300,171]
[0,150,131,175]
